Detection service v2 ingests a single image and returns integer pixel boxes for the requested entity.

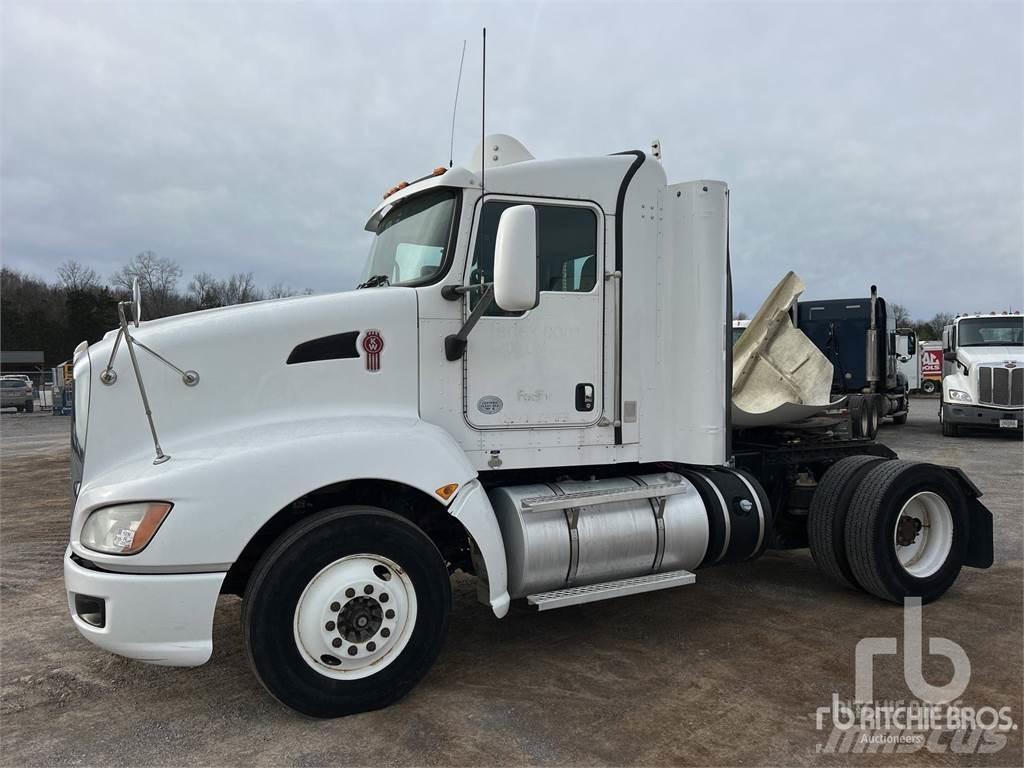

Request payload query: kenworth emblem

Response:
[1006,361,1017,369]
[362,330,384,372]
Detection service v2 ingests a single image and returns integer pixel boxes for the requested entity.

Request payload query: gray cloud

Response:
[2,1,1020,318]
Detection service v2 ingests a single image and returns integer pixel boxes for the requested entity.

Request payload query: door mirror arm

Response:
[445,287,495,361]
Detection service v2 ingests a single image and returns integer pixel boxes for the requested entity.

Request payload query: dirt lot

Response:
[1,399,1021,766]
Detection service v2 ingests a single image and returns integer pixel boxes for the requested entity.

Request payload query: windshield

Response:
[958,317,1024,347]
[363,189,457,286]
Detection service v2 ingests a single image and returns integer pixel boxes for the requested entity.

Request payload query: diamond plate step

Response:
[526,569,696,611]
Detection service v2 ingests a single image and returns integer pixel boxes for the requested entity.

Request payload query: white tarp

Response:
[732,271,844,427]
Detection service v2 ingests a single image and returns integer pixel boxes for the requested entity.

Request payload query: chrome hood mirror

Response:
[131,278,142,327]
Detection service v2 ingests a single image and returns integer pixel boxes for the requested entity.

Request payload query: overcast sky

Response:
[2,1,1021,318]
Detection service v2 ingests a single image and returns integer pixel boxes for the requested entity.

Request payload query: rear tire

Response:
[893,409,908,425]
[850,399,870,438]
[243,507,451,718]
[865,397,880,439]
[844,461,967,604]
[921,380,937,394]
[24,400,33,413]
[808,455,889,590]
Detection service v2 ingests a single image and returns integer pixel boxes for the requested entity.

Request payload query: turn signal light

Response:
[435,483,459,501]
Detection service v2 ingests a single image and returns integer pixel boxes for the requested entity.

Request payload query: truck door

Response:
[462,198,605,428]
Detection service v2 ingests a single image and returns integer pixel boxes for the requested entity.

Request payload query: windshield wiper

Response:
[357,274,391,289]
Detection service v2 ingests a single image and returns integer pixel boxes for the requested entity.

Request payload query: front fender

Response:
[71,416,479,571]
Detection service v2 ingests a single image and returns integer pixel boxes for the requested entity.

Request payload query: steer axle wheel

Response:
[243,507,450,718]
[843,461,967,604]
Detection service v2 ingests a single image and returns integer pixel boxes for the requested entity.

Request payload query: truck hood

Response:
[80,288,420,483]
[958,347,1024,368]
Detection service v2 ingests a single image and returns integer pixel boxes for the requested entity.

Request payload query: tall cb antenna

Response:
[448,40,466,168]
[480,27,486,195]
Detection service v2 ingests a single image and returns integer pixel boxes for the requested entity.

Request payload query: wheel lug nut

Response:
[381,628,390,638]
[380,593,389,603]
[325,621,336,631]
[364,585,374,594]
[345,588,355,598]
[332,638,342,648]
[347,646,357,656]
[366,641,377,652]
[385,609,395,619]
[330,601,340,612]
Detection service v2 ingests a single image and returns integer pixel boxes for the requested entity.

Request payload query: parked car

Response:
[1,377,34,412]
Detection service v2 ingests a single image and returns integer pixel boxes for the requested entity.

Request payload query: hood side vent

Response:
[287,332,360,365]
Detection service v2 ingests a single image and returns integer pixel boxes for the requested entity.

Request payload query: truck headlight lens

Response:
[80,502,172,555]
[948,389,973,403]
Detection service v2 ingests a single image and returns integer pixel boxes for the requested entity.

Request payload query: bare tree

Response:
[890,302,912,328]
[926,312,954,339]
[57,260,100,291]
[189,272,224,309]
[111,251,183,317]
[222,272,264,305]
[266,282,296,299]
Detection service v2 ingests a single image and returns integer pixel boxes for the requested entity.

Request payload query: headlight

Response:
[948,389,973,403]
[80,502,172,555]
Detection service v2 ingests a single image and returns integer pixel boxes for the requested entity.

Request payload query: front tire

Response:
[844,461,967,604]
[243,507,451,718]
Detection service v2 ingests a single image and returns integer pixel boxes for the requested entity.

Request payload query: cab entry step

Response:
[526,569,696,611]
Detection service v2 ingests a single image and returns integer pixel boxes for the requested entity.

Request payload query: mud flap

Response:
[941,465,993,569]
[964,497,994,569]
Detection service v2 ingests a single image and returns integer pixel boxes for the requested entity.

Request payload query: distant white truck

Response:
[940,313,1024,436]
[65,136,995,717]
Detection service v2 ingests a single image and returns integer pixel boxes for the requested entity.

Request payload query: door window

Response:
[469,201,598,312]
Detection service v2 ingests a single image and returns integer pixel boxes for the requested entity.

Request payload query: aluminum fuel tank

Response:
[488,473,710,599]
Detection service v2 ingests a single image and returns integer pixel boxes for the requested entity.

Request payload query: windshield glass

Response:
[958,317,1024,347]
[363,189,457,286]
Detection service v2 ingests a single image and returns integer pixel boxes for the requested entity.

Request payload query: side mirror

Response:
[131,278,142,327]
[493,205,538,312]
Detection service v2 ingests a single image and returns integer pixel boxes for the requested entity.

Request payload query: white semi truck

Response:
[65,136,994,717]
[940,312,1024,436]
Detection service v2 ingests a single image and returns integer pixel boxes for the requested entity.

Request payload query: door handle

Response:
[575,383,595,412]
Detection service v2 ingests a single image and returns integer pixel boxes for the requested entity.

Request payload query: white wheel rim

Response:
[893,491,953,578]
[293,554,417,680]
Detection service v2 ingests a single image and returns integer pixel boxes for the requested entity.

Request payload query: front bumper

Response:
[64,548,225,666]
[942,403,1023,429]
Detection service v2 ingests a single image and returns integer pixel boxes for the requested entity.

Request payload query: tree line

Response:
[1,252,310,366]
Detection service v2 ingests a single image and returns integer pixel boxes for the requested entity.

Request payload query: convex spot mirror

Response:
[493,205,538,312]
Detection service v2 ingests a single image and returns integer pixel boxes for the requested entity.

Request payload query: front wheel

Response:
[243,507,451,718]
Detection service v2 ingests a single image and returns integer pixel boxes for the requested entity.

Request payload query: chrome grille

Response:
[977,365,1023,407]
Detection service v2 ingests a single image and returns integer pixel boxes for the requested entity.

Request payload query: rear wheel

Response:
[850,399,870,438]
[24,400,33,413]
[921,380,937,394]
[864,397,880,439]
[808,455,889,590]
[844,461,967,603]
[243,507,451,718]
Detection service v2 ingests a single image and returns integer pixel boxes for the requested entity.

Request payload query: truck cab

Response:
[796,290,916,435]
[65,135,994,717]
[940,312,1024,435]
